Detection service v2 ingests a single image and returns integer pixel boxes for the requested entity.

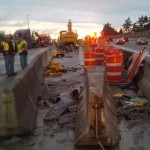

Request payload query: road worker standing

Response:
[74,42,80,53]
[17,33,28,70]
[0,34,17,77]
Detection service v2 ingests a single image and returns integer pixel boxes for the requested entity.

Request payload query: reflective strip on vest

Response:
[106,63,122,67]
[107,72,122,76]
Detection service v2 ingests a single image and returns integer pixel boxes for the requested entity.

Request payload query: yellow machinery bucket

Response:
[75,67,120,146]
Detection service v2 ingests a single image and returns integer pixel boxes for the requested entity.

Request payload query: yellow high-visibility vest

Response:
[1,41,16,52]
[18,40,28,54]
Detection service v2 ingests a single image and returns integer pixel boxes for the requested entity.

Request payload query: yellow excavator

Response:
[58,20,78,52]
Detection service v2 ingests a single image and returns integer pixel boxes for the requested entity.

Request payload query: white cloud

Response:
[0,0,150,38]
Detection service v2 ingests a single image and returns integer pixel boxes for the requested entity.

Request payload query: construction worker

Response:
[84,37,90,51]
[0,34,17,77]
[17,33,28,70]
[74,42,80,53]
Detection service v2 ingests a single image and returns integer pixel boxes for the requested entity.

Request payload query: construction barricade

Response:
[95,47,105,65]
[84,52,96,67]
[105,49,123,83]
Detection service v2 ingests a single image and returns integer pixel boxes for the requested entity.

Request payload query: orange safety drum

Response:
[84,52,96,67]
[105,52,123,82]
[95,47,105,65]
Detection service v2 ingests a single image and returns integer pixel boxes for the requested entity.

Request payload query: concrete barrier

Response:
[75,67,119,146]
[116,48,150,101]
[0,47,51,136]
[138,59,150,100]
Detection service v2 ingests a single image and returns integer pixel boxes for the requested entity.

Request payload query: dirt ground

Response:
[0,48,150,150]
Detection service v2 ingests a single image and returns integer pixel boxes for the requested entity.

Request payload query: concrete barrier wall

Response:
[138,59,150,100]
[75,67,119,146]
[110,29,150,39]
[0,47,51,136]
[117,49,150,101]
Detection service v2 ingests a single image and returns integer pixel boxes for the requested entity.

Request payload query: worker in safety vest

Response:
[74,42,80,53]
[17,33,28,70]
[84,37,89,51]
[0,34,17,77]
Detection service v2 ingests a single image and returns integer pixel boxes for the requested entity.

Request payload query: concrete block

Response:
[0,48,50,136]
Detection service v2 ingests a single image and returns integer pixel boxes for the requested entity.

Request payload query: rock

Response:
[68,105,77,113]
[44,94,76,121]
[58,113,75,124]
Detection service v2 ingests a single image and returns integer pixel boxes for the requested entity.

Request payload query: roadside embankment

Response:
[0,47,51,136]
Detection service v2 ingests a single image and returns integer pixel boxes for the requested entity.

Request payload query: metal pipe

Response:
[95,104,105,150]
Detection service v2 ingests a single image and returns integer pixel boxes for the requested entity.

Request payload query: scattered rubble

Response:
[113,85,150,121]
[44,94,76,121]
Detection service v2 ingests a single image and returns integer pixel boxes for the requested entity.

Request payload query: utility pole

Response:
[26,14,29,29]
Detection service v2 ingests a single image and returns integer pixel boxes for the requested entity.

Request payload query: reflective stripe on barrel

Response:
[84,52,96,66]
[95,47,105,65]
[106,51,123,82]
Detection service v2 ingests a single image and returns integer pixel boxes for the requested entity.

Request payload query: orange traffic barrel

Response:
[95,47,105,65]
[105,48,120,55]
[84,52,96,67]
[104,48,120,65]
[105,51,123,82]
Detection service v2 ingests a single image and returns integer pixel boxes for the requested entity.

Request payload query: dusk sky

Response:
[0,0,149,39]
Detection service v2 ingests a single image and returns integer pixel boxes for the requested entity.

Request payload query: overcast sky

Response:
[0,0,149,38]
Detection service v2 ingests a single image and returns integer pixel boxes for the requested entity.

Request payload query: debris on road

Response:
[44,93,76,122]
[113,85,150,121]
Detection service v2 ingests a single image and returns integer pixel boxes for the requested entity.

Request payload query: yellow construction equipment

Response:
[58,20,78,52]
[59,19,78,43]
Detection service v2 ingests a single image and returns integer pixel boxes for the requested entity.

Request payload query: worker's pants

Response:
[20,54,28,70]
[4,55,15,76]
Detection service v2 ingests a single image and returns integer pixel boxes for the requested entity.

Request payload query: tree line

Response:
[0,31,5,43]
[101,15,150,37]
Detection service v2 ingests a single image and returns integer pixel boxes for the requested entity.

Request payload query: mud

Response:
[0,49,150,150]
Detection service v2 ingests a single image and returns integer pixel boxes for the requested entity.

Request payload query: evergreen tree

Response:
[119,29,123,34]
[0,31,5,43]
[101,23,118,37]
[122,17,132,33]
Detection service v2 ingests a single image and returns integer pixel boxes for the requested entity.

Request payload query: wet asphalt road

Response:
[111,39,150,57]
